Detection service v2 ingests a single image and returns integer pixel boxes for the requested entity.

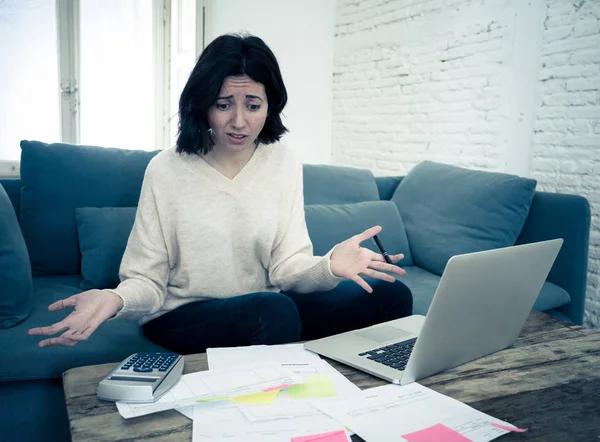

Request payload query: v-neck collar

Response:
[183,143,269,195]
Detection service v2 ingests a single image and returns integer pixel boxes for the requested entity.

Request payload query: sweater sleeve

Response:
[269,161,344,293]
[110,165,170,321]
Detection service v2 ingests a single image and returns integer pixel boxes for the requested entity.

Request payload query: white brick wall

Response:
[333,0,600,328]
[531,0,600,329]
[333,0,514,174]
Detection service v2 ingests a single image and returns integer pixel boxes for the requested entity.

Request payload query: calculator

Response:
[97,352,184,403]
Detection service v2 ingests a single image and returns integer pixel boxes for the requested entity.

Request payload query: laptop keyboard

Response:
[358,338,417,371]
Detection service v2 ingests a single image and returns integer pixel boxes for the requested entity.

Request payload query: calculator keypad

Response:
[120,353,179,373]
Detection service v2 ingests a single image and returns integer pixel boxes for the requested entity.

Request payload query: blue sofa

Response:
[0,141,591,442]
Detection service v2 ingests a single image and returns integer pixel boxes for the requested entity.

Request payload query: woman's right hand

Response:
[28,290,124,348]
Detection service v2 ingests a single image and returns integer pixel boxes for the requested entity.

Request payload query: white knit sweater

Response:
[111,143,342,324]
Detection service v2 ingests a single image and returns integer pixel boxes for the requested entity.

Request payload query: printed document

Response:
[314,383,524,442]
[192,401,350,442]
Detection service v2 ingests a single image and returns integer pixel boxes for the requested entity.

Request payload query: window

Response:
[0,0,207,174]
[79,0,156,151]
[0,0,60,163]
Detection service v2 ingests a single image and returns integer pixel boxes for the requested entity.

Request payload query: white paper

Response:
[192,401,350,442]
[176,405,193,419]
[207,343,322,371]
[238,400,318,422]
[314,383,518,442]
[116,362,303,419]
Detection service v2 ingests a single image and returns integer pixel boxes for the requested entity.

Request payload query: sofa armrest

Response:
[0,179,20,219]
[516,191,591,325]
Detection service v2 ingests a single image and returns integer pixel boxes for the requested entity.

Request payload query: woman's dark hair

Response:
[176,34,288,155]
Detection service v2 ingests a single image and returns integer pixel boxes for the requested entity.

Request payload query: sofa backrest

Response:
[303,164,380,204]
[0,173,401,216]
[375,176,403,201]
[12,142,389,276]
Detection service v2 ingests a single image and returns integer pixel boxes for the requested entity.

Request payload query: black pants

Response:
[142,278,413,355]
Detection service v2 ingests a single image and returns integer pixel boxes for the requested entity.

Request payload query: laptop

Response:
[304,239,563,385]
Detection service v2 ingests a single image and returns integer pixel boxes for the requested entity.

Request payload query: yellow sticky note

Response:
[196,396,228,403]
[288,375,337,399]
[232,389,281,405]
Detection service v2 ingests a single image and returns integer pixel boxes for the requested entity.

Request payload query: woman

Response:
[28,34,413,354]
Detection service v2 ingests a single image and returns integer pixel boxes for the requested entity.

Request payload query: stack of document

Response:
[115,359,306,419]
[115,344,525,442]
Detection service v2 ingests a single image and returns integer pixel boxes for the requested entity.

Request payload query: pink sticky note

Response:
[291,429,348,442]
[262,383,297,392]
[402,424,472,442]
[491,423,528,433]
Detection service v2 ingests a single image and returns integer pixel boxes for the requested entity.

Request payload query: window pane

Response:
[0,0,60,161]
[79,0,155,151]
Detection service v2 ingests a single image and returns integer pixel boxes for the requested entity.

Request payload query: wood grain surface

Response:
[63,311,600,441]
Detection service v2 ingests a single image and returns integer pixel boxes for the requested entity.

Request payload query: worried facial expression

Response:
[207,75,269,153]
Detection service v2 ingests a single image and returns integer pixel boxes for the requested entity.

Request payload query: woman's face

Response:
[207,75,269,153]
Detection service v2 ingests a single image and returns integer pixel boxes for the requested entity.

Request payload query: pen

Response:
[373,234,393,264]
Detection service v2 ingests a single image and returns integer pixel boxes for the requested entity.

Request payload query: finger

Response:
[49,328,86,346]
[362,269,396,283]
[63,325,94,341]
[354,225,382,243]
[369,260,407,276]
[48,296,78,312]
[38,336,78,348]
[28,321,69,336]
[351,275,373,293]
[371,253,405,264]
[389,253,405,264]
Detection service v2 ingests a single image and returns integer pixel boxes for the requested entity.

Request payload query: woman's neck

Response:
[202,143,258,179]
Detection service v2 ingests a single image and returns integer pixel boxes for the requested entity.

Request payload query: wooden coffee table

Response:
[63,311,600,441]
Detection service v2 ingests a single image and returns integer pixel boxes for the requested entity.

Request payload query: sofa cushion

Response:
[0,184,33,328]
[533,281,571,312]
[305,201,414,265]
[19,140,159,276]
[303,164,380,205]
[392,161,537,275]
[0,275,165,381]
[400,266,570,316]
[399,266,442,315]
[76,207,137,290]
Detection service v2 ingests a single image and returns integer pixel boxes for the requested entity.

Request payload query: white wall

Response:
[333,0,600,327]
[531,0,600,328]
[206,0,336,164]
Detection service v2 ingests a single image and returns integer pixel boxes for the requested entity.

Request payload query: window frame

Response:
[57,0,80,145]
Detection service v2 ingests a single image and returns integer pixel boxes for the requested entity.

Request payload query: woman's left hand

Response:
[330,225,407,293]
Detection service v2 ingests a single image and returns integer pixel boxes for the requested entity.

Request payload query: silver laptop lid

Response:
[401,238,563,384]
